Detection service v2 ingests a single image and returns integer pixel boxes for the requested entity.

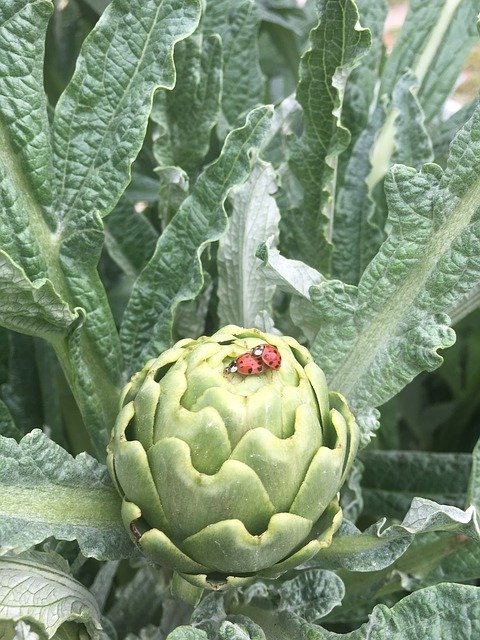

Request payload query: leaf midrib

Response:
[0,485,122,527]
[331,172,480,404]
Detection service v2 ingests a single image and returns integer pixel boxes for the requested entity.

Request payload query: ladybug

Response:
[224,352,266,376]
[251,343,282,370]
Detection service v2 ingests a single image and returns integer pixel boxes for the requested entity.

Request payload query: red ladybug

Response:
[251,344,282,370]
[224,352,266,376]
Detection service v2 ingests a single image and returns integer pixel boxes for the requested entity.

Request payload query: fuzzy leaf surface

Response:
[0,431,133,560]
[288,0,370,273]
[276,569,345,622]
[51,0,201,454]
[121,106,273,375]
[279,583,480,639]
[311,106,480,417]
[0,0,202,457]
[0,0,55,279]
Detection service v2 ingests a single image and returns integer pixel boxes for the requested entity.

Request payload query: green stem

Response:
[54,339,120,457]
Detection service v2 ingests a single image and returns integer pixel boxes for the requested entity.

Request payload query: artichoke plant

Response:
[107,326,359,595]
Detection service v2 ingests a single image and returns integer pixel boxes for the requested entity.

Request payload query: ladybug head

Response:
[251,344,265,357]
[224,361,238,375]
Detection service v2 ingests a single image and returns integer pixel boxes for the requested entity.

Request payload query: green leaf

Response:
[310,105,480,417]
[53,0,201,225]
[340,459,364,523]
[217,161,280,328]
[104,198,158,278]
[0,430,133,560]
[163,33,223,172]
[314,498,480,573]
[0,0,55,277]
[106,565,165,636]
[121,106,273,375]
[287,0,370,274]
[332,105,385,284]
[190,592,228,637]
[278,583,480,639]
[276,570,344,622]
[361,451,471,520]
[257,2,306,35]
[391,531,480,591]
[33,340,65,447]
[0,550,102,640]
[89,560,119,612]
[390,73,433,170]
[432,100,479,169]
[398,533,480,589]
[341,0,387,144]
[334,68,435,285]
[467,436,480,513]
[0,251,79,341]
[218,619,266,640]
[449,282,480,324]
[0,0,202,458]
[367,72,433,194]
[257,240,323,298]
[166,629,208,640]
[380,0,480,124]
[204,1,264,131]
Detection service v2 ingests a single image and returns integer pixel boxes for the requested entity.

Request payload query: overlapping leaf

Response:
[204,0,264,131]
[161,33,223,173]
[308,105,480,418]
[121,106,273,375]
[0,0,203,458]
[0,252,79,341]
[287,0,370,274]
[278,583,480,639]
[313,498,480,573]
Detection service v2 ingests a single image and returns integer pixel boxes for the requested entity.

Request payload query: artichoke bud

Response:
[107,326,359,591]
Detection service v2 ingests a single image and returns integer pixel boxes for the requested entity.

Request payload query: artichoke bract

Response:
[107,326,359,592]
